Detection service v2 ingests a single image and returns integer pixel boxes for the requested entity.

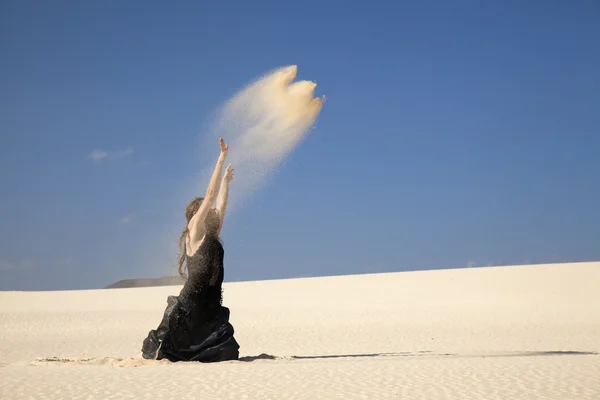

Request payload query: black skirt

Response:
[141,293,239,362]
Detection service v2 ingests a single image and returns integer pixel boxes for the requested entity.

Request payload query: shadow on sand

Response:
[24,350,596,367]
[238,350,597,362]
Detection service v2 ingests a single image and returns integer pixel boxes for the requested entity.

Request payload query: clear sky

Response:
[1,1,599,291]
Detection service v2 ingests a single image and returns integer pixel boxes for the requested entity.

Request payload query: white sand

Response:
[1,262,599,399]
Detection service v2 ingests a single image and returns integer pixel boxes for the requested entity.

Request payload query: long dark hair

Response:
[178,197,204,279]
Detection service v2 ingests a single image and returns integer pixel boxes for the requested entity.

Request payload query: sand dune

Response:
[104,275,184,289]
[1,262,599,399]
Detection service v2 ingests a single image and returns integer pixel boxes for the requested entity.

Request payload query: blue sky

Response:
[1,1,599,291]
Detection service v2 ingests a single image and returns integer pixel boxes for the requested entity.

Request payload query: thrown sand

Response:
[198,65,324,210]
[1,262,599,399]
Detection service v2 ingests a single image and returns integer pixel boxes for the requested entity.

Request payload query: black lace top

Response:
[179,234,225,308]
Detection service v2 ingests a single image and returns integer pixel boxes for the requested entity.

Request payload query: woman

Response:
[142,138,240,362]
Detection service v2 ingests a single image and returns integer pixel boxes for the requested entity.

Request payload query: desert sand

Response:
[1,261,599,399]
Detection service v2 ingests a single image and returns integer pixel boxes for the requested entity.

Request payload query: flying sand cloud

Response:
[200,65,324,210]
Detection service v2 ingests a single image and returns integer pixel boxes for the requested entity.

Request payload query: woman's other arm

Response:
[187,138,229,242]
[215,164,234,235]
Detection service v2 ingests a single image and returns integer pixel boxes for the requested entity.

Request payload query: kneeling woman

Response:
[142,138,239,362]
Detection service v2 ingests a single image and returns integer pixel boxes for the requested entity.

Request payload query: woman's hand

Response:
[224,164,234,182]
[219,138,229,158]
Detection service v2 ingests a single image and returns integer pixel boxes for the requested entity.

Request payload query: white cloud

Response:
[114,148,134,158]
[0,259,34,272]
[119,215,133,224]
[88,148,134,162]
[58,256,74,266]
[89,149,108,161]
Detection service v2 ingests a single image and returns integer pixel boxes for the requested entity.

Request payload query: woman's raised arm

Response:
[187,138,228,242]
[215,163,234,235]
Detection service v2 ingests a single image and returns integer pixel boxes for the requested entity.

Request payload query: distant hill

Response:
[104,275,184,289]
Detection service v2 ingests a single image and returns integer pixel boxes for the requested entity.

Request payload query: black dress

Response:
[141,235,240,362]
